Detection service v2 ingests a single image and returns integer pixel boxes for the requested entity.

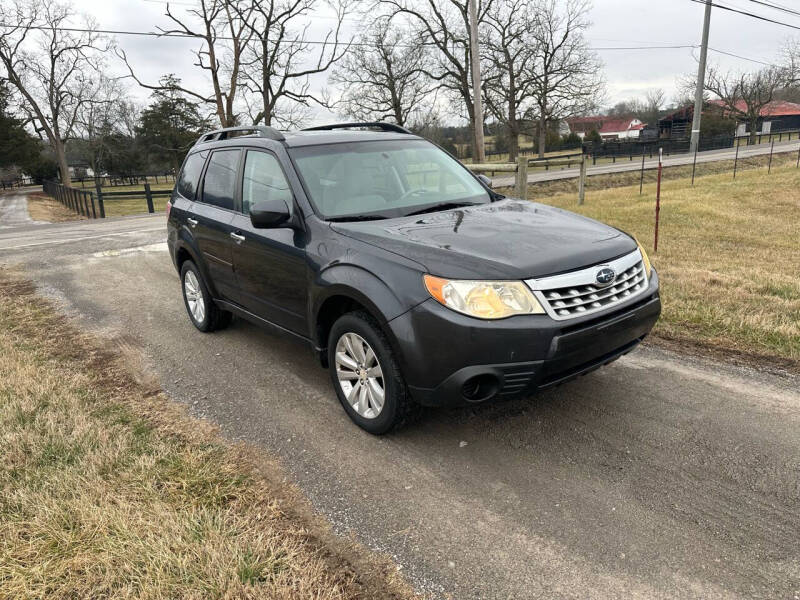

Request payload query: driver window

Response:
[241,151,292,214]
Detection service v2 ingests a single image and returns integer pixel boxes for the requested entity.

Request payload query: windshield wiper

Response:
[327,214,387,222]
[402,202,480,217]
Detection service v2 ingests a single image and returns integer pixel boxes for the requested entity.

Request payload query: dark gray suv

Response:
[167,123,660,434]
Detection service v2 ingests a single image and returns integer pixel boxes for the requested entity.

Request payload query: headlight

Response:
[635,239,652,276]
[423,275,545,319]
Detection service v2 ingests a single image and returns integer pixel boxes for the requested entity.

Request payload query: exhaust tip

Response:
[461,374,500,403]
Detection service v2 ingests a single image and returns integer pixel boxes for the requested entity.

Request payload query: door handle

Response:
[230,231,246,244]
[187,218,198,228]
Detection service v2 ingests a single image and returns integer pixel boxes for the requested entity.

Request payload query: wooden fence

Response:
[42,180,172,218]
[43,180,102,218]
[468,150,589,201]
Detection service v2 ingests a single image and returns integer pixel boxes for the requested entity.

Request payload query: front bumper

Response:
[389,270,661,407]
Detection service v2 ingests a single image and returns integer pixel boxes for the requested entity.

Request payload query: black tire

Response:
[328,310,420,434]
[180,260,232,332]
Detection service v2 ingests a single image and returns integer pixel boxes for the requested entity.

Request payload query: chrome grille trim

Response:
[525,250,649,321]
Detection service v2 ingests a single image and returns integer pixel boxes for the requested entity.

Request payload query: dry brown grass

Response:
[25,193,86,223]
[516,159,800,369]
[0,271,417,600]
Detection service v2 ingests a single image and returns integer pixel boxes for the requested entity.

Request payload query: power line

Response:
[708,45,778,66]
[687,0,800,32]
[0,23,702,51]
[739,0,800,19]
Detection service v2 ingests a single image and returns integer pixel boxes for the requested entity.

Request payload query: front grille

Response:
[525,250,648,321]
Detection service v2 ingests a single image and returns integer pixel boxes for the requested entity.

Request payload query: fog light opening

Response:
[461,374,500,403]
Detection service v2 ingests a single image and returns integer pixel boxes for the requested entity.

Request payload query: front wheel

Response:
[328,311,419,434]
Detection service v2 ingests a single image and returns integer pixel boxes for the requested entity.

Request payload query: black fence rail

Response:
[93,181,172,215]
[70,173,177,189]
[43,180,101,218]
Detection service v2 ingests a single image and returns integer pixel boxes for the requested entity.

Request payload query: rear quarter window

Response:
[201,149,240,211]
[176,151,207,200]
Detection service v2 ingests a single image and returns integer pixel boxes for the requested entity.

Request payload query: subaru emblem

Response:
[595,267,616,286]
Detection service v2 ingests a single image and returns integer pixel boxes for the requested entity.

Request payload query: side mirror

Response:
[476,173,492,188]
[250,197,291,228]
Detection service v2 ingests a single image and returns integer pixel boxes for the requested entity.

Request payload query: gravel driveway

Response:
[1,199,798,600]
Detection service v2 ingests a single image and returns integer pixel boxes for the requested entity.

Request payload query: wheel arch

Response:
[312,266,411,368]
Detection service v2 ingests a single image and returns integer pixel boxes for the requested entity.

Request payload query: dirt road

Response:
[1,194,798,599]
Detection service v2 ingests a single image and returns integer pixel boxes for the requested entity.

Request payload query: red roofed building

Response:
[659,100,800,139]
[567,116,645,140]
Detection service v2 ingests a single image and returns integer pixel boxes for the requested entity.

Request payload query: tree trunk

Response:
[54,139,70,185]
[749,116,759,144]
[507,122,519,162]
[538,114,547,159]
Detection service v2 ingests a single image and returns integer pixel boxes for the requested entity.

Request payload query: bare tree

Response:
[483,0,538,160]
[778,38,800,102]
[330,18,431,126]
[120,0,254,128]
[527,0,604,157]
[0,0,110,182]
[705,65,786,144]
[379,0,491,159]
[234,0,350,127]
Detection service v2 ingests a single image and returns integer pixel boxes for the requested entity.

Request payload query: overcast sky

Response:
[70,0,797,124]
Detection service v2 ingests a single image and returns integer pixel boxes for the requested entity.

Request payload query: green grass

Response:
[529,159,800,365]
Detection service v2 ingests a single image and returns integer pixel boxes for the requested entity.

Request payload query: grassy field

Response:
[520,158,800,367]
[0,271,415,599]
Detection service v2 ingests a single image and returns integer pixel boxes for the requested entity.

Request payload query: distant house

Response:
[567,116,645,140]
[658,100,800,139]
[68,162,95,179]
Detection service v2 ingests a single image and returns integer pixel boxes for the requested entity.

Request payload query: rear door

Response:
[230,149,309,335]
[192,148,242,301]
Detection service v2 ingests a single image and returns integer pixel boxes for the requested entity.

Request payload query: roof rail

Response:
[194,125,285,146]
[302,122,413,135]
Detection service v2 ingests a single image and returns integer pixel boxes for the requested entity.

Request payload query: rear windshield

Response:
[288,139,489,220]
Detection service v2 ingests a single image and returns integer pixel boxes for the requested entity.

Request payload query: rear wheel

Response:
[328,311,419,434]
[180,260,232,332]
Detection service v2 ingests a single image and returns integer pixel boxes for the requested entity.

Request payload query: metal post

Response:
[733,142,740,179]
[514,156,528,200]
[144,182,155,213]
[639,149,646,195]
[578,147,588,205]
[768,140,774,173]
[691,146,698,185]
[654,148,662,253]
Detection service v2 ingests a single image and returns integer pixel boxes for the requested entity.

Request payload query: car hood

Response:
[330,199,637,280]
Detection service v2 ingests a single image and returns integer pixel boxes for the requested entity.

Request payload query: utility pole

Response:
[690,0,712,154]
[468,0,485,163]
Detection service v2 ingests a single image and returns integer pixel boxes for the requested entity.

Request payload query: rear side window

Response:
[241,151,292,214]
[201,149,240,210]
[176,151,207,200]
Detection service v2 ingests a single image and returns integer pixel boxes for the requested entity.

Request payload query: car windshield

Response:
[289,139,491,220]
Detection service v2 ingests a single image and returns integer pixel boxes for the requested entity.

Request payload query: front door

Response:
[230,149,309,336]
[192,148,241,301]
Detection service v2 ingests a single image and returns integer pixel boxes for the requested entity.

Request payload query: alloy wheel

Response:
[335,332,385,419]
[184,270,206,324]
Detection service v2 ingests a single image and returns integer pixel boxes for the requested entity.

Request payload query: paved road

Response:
[2,193,799,600]
[492,139,800,187]
[0,189,42,229]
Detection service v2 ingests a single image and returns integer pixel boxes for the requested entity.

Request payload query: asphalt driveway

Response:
[1,193,798,600]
